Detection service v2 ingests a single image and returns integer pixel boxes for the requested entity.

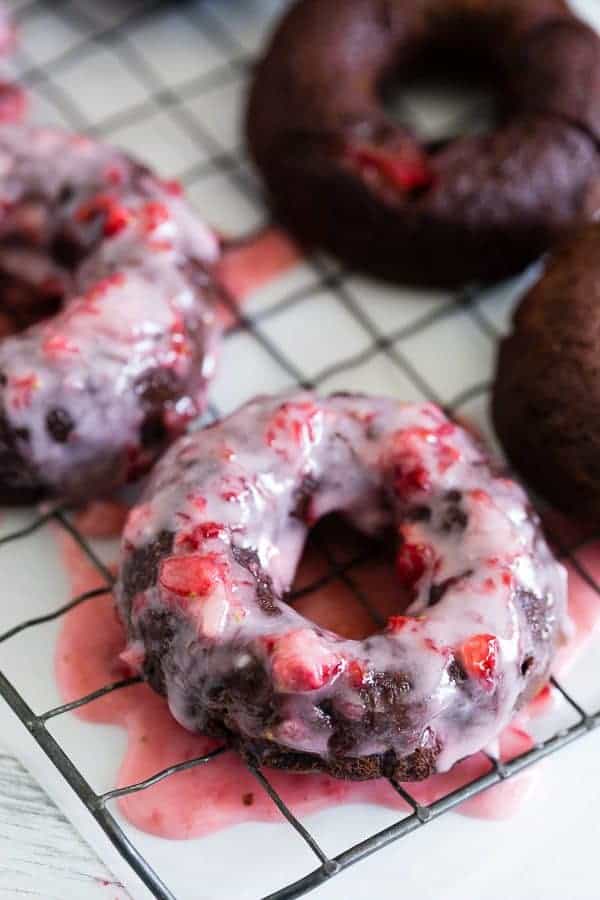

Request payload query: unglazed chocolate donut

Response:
[493,223,600,523]
[247,0,600,287]
[116,392,567,781]
[0,125,221,503]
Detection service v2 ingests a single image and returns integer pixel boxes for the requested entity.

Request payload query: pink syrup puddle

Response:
[215,227,303,328]
[53,510,600,841]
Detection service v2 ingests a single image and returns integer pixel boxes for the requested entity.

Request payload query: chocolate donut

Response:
[247,0,600,286]
[0,125,221,503]
[115,392,567,781]
[493,223,600,523]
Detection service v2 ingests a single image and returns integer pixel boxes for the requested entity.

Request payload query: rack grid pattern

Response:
[1,1,600,898]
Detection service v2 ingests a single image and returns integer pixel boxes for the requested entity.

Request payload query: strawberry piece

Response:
[268,629,341,693]
[159,553,227,599]
[470,489,491,505]
[143,201,169,232]
[395,542,431,589]
[76,194,130,237]
[265,400,322,455]
[459,633,499,688]
[387,615,411,632]
[394,463,431,494]
[347,659,366,687]
[104,203,130,236]
[198,521,223,540]
[437,443,460,473]
[346,143,433,193]
[390,423,461,495]
[10,373,38,410]
[42,333,79,358]
[175,521,225,550]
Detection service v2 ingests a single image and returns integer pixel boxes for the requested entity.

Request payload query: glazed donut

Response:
[493,223,600,523]
[116,392,567,781]
[0,125,221,503]
[247,0,600,287]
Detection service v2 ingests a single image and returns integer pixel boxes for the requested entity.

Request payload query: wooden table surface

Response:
[0,748,129,900]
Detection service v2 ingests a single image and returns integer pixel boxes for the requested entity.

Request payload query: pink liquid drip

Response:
[54,236,600,840]
[215,228,302,327]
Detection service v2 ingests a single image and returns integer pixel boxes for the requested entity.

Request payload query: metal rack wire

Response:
[1,1,600,898]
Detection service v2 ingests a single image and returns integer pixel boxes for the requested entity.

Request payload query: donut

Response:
[493,223,600,523]
[0,125,221,503]
[115,392,567,781]
[246,0,600,287]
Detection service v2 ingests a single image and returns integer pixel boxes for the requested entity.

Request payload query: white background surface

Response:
[2,0,600,898]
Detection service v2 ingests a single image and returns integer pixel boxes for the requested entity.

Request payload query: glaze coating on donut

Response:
[0,126,220,502]
[493,223,600,523]
[116,392,567,781]
[247,0,600,286]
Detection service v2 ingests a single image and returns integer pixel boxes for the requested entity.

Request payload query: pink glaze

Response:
[55,507,600,840]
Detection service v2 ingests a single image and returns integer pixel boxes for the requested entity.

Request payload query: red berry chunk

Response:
[265,400,322,454]
[143,201,169,232]
[391,424,460,495]
[347,659,366,687]
[387,615,411,633]
[396,542,431,589]
[76,194,130,236]
[42,333,79,358]
[459,633,498,687]
[269,629,341,693]
[346,143,434,193]
[470,489,491,505]
[175,521,225,550]
[159,553,227,599]
[10,373,38,409]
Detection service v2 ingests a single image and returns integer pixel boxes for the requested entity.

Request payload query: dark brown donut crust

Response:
[492,223,600,523]
[246,0,600,287]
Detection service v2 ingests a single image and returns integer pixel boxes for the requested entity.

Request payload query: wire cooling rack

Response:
[1,1,600,898]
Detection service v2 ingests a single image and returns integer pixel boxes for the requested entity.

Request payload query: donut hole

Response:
[381,51,496,147]
[287,514,411,640]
